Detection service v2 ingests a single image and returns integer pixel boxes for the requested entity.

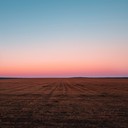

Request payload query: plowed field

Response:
[0,78,128,128]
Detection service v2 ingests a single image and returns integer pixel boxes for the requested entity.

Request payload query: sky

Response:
[0,0,128,77]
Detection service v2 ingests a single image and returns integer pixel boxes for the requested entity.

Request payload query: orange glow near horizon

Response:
[1,59,128,77]
[1,38,128,77]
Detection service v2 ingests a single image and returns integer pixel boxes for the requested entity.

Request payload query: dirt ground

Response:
[0,78,128,128]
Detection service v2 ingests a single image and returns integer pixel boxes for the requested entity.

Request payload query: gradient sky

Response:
[0,0,128,77]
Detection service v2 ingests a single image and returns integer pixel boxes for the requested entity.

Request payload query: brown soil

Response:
[0,78,128,128]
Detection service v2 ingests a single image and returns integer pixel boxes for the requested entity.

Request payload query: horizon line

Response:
[0,76,128,79]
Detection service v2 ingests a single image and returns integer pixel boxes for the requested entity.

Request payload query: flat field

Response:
[0,78,128,128]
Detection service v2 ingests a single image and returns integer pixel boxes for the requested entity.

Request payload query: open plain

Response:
[0,78,128,128]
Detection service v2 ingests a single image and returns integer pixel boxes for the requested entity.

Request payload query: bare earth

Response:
[0,78,128,128]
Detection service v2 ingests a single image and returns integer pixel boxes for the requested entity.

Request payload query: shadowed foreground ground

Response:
[0,78,128,128]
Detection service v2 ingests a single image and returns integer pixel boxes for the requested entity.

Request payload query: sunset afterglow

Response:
[0,0,128,77]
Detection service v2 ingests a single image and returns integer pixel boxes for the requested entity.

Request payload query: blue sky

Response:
[0,0,128,77]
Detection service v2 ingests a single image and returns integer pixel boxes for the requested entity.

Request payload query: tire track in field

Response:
[0,84,31,93]
[35,79,77,119]
[0,86,33,94]
[66,82,86,94]
[17,83,54,95]
[0,83,58,126]
[58,81,67,96]
[22,82,59,113]
[63,81,68,96]
[64,80,95,95]
[4,82,53,94]
[55,80,69,96]
[74,83,97,94]
[10,83,54,94]
[38,80,71,121]
[4,82,60,121]
[4,84,40,94]
[27,82,60,120]
[75,82,125,95]
[0,80,53,94]
[0,82,51,94]
[56,80,85,95]
[34,82,57,95]
[68,79,97,94]
[43,83,59,102]
[1,82,58,112]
